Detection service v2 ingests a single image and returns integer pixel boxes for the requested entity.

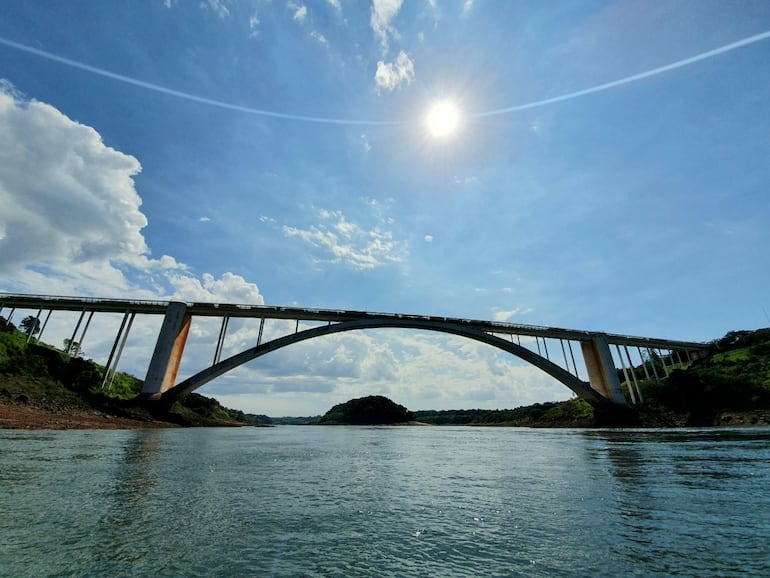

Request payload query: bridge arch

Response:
[164,318,609,405]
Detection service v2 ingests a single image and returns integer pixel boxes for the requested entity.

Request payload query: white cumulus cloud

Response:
[375,50,415,92]
[166,271,265,304]
[0,85,147,285]
[0,82,263,304]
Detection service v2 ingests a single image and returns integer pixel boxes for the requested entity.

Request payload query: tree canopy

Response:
[20,316,40,336]
[319,395,413,425]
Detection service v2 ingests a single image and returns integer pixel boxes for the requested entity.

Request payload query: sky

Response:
[1,0,769,416]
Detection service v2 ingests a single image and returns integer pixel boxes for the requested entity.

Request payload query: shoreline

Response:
[0,400,178,430]
[3,397,770,431]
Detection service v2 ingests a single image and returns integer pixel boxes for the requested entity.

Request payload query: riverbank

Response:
[0,397,178,429]
[3,395,770,430]
[0,382,251,430]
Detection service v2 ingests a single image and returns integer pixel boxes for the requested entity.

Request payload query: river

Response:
[1,426,769,577]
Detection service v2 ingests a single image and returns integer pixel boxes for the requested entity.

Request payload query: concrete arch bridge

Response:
[0,294,709,408]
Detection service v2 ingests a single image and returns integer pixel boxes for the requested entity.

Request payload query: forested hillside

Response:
[634,328,770,425]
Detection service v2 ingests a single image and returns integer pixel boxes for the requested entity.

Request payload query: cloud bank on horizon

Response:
[1,0,769,416]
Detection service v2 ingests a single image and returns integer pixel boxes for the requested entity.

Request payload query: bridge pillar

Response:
[581,334,626,405]
[141,302,192,400]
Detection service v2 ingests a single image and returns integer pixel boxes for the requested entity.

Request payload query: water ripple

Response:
[1,426,769,576]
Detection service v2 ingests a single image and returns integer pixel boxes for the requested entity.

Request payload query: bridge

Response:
[0,293,709,408]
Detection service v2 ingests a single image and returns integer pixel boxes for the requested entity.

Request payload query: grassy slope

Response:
[633,329,770,425]
[0,318,261,426]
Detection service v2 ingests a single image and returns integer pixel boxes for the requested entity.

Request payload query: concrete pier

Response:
[580,334,626,405]
[141,302,191,400]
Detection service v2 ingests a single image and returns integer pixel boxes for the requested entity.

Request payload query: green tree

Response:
[63,338,82,357]
[320,395,413,425]
[20,315,40,337]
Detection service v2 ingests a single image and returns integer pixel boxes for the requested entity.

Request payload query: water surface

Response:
[1,426,769,576]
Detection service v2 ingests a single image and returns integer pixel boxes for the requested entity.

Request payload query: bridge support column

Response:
[581,334,626,405]
[141,302,191,400]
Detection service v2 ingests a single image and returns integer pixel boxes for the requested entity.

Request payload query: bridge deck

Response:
[0,293,707,351]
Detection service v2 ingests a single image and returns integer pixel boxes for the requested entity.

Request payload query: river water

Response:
[1,426,769,577]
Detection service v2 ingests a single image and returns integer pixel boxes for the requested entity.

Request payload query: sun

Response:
[425,100,461,138]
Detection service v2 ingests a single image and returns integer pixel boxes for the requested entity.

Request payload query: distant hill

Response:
[319,395,413,425]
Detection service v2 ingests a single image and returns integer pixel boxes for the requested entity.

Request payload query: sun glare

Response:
[425,100,461,138]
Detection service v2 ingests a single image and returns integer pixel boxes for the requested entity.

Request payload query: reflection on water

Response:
[583,428,770,576]
[92,430,164,569]
[1,426,769,577]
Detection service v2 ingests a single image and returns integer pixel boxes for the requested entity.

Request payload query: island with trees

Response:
[318,395,414,425]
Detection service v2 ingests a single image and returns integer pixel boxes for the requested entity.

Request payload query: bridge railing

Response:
[0,292,709,351]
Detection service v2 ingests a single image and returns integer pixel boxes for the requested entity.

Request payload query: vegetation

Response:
[0,315,262,426]
[413,399,594,427]
[631,328,770,425]
[269,415,319,425]
[319,395,413,425]
[168,393,267,426]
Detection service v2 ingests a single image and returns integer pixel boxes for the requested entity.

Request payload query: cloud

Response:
[491,308,528,322]
[282,208,407,270]
[374,50,414,92]
[371,0,404,53]
[0,82,265,306]
[310,31,328,45]
[199,216,211,222]
[462,0,474,15]
[289,2,307,23]
[424,235,433,243]
[166,271,265,304]
[326,0,341,10]
[201,0,229,19]
[0,85,147,285]
[248,14,260,37]
[360,133,372,152]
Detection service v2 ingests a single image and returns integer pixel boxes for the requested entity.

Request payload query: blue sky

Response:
[1,1,769,416]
